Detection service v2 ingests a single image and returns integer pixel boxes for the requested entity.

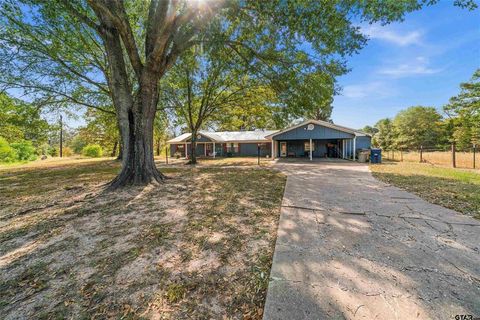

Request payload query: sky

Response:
[331,2,480,129]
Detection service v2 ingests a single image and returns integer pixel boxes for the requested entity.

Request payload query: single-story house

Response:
[167,119,371,160]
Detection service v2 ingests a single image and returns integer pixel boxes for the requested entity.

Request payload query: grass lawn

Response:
[370,161,480,219]
[0,158,286,319]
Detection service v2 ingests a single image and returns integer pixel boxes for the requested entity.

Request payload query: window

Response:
[304,141,315,151]
[227,143,239,153]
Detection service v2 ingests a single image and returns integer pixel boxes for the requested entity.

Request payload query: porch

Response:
[272,139,357,160]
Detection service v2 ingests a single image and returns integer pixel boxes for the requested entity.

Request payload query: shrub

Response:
[38,143,58,157]
[10,140,37,161]
[62,147,73,157]
[0,137,17,162]
[82,144,103,158]
[70,136,87,154]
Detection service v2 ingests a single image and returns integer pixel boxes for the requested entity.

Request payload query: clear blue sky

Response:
[332,2,480,129]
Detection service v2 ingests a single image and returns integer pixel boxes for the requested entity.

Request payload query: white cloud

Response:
[378,56,441,77]
[342,82,395,99]
[363,25,423,46]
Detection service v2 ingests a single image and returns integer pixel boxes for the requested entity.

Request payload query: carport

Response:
[266,120,371,161]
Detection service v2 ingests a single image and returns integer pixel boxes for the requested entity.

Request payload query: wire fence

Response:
[382,145,479,169]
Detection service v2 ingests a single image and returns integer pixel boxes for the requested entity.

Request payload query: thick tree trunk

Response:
[108,76,166,189]
[189,129,198,164]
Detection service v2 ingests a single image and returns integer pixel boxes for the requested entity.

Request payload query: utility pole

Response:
[59,115,63,158]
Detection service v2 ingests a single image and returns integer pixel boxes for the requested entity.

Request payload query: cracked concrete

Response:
[263,159,480,320]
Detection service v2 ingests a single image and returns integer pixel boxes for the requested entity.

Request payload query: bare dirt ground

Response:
[0,158,285,319]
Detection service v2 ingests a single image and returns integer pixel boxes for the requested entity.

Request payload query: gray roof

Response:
[167,129,279,143]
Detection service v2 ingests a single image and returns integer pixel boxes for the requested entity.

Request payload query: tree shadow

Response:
[263,161,480,319]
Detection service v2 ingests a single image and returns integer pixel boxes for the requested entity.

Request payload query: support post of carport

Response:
[309,138,313,161]
[342,140,345,159]
[353,136,356,161]
[185,142,187,158]
[213,142,216,158]
[271,140,274,158]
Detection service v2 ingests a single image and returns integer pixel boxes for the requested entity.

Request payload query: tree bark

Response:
[156,138,161,156]
[111,140,118,157]
[189,129,198,164]
[116,140,123,160]
[109,92,166,189]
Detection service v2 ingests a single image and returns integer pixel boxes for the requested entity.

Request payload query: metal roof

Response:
[167,129,279,143]
[265,119,371,138]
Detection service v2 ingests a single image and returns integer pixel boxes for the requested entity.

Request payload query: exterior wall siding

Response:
[238,142,271,157]
[355,136,371,150]
[186,133,212,143]
[273,123,354,140]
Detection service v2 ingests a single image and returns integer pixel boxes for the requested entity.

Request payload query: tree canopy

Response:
[0,93,50,145]
[444,68,480,149]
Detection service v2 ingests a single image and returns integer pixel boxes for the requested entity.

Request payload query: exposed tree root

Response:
[107,166,167,191]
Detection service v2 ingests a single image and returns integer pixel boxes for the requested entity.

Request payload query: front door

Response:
[205,143,213,156]
[280,142,287,157]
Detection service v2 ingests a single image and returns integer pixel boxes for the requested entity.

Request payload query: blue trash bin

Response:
[370,149,382,163]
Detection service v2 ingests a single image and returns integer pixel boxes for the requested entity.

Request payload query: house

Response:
[167,119,371,160]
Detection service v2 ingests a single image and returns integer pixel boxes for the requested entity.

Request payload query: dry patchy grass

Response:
[154,157,275,167]
[0,158,285,319]
[383,150,479,169]
[370,161,480,219]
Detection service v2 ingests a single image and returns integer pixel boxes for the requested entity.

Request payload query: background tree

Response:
[296,72,336,121]
[372,118,395,150]
[1,0,475,187]
[153,111,169,157]
[0,93,50,146]
[392,106,444,149]
[161,47,261,164]
[444,68,480,149]
[361,125,379,136]
[212,86,281,131]
[75,109,120,157]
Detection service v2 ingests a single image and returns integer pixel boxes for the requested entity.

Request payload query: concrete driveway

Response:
[263,159,480,320]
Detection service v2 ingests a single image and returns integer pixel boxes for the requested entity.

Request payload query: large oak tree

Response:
[1,0,475,188]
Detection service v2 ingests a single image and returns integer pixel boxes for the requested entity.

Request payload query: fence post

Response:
[451,142,456,168]
[165,146,168,164]
[392,150,395,161]
[473,144,476,169]
[420,145,423,163]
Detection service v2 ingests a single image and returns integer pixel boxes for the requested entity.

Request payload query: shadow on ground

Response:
[263,160,480,320]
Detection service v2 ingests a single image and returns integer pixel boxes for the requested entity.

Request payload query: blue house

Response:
[167,119,371,160]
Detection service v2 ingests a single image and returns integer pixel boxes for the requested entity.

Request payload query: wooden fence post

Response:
[451,142,456,168]
[473,144,476,169]
[392,150,395,161]
[420,145,423,163]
